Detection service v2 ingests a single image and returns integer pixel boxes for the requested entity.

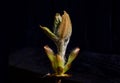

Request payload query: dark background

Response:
[8,0,120,54]
[5,0,120,83]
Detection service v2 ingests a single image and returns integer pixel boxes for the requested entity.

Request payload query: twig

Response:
[56,79,61,83]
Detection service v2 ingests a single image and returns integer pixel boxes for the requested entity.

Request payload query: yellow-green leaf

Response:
[44,45,55,62]
[53,13,62,34]
[63,63,71,74]
[67,48,80,64]
[63,48,80,73]
[40,25,58,41]
[57,11,72,39]
[56,55,64,67]
[44,45,57,72]
[56,55,64,74]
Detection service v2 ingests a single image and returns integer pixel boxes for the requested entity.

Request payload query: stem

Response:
[56,79,61,83]
[56,38,70,63]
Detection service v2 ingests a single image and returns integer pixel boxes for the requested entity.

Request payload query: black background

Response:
[7,0,120,55]
[2,0,120,82]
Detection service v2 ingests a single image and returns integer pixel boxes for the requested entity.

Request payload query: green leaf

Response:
[44,45,55,62]
[63,48,80,73]
[40,25,58,41]
[55,55,64,74]
[44,45,57,72]
[53,13,62,34]
[63,63,71,74]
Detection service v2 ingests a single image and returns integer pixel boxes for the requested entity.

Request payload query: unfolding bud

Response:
[57,11,72,39]
[40,11,80,76]
[56,55,64,74]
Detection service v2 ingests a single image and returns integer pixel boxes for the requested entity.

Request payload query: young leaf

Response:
[44,45,55,62]
[63,63,71,74]
[53,13,62,34]
[57,11,72,39]
[44,45,58,72]
[40,25,58,41]
[63,48,80,73]
[56,55,64,74]
[67,48,80,64]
